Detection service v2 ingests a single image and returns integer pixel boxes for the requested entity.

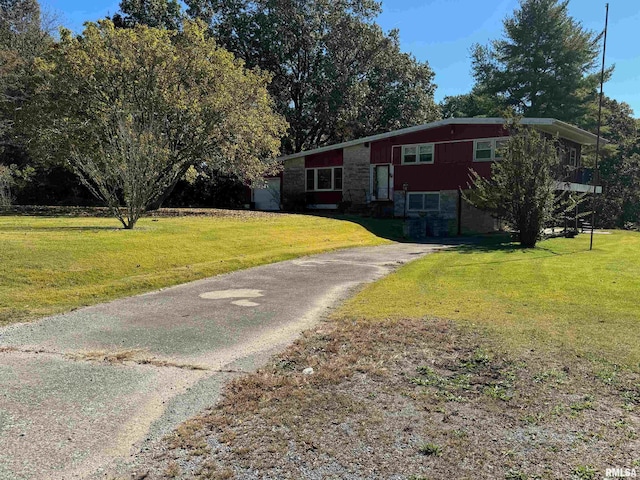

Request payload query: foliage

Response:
[465,123,561,247]
[30,20,287,228]
[166,168,248,209]
[439,89,502,118]
[470,0,604,124]
[0,163,11,205]
[0,213,390,324]
[112,0,184,29]
[0,163,34,205]
[187,0,439,153]
[582,97,640,228]
[0,0,52,162]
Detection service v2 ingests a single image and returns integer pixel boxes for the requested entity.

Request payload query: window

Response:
[306,169,315,191]
[403,146,417,163]
[474,138,509,162]
[474,140,493,161]
[569,148,577,167]
[334,167,343,190]
[402,143,435,164]
[419,144,434,163]
[407,192,440,212]
[494,140,508,159]
[317,168,332,190]
[305,167,343,191]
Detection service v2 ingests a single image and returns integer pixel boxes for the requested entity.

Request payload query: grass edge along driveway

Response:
[0,212,397,326]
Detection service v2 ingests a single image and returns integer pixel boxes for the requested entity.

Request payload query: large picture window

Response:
[407,192,440,212]
[402,143,435,164]
[305,167,343,191]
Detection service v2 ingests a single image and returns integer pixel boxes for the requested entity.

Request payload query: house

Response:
[251,118,603,235]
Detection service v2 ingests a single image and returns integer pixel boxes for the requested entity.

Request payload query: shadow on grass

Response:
[453,234,522,254]
[331,214,408,242]
[0,225,125,232]
[442,233,592,269]
[310,213,459,245]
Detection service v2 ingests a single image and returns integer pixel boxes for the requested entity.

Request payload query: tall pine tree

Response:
[471,0,604,123]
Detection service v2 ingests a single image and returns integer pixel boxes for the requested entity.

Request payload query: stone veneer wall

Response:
[395,190,458,238]
[282,157,305,200]
[342,144,370,205]
[460,193,499,234]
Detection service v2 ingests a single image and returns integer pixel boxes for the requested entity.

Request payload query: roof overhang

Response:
[280,117,606,162]
[530,118,603,146]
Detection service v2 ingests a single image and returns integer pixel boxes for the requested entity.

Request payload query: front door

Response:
[375,165,390,200]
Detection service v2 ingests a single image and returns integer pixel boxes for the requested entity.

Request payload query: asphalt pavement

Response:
[0,242,447,479]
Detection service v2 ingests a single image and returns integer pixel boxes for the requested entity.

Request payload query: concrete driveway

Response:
[0,242,448,479]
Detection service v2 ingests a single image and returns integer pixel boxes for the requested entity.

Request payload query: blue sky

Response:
[41,0,640,116]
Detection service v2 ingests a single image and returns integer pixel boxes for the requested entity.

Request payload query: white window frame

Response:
[401,143,435,165]
[407,191,440,212]
[305,166,343,192]
[473,137,509,162]
[569,147,577,167]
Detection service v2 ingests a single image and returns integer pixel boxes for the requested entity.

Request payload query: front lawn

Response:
[0,212,391,325]
[339,230,640,368]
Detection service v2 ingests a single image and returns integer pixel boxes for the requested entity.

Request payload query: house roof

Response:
[279,117,605,161]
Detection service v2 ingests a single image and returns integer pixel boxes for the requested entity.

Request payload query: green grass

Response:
[0,213,391,325]
[337,231,640,369]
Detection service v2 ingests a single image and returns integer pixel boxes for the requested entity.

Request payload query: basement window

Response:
[407,192,440,212]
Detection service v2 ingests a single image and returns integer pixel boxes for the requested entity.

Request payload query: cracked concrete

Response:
[0,242,449,479]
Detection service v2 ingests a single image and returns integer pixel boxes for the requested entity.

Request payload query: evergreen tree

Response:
[471,0,604,123]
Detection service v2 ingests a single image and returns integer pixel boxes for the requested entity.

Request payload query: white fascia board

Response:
[279,118,604,162]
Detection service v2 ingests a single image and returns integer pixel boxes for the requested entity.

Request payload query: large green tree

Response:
[0,0,50,150]
[186,0,439,153]
[112,0,184,29]
[0,0,53,203]
[30,20,287,228]
[586,98,640,227]
[470,0,604,123]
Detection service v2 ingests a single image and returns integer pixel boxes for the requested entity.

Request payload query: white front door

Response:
[374,165,390,200]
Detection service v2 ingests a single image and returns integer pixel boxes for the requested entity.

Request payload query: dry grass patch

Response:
[140,318,640,479]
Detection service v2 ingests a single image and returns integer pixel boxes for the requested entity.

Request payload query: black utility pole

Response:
[590,3,609,251]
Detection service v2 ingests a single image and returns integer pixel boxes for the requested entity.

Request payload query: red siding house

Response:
[252,118,603,235]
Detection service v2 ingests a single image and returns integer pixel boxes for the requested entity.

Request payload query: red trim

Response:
[305,149,343,168]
